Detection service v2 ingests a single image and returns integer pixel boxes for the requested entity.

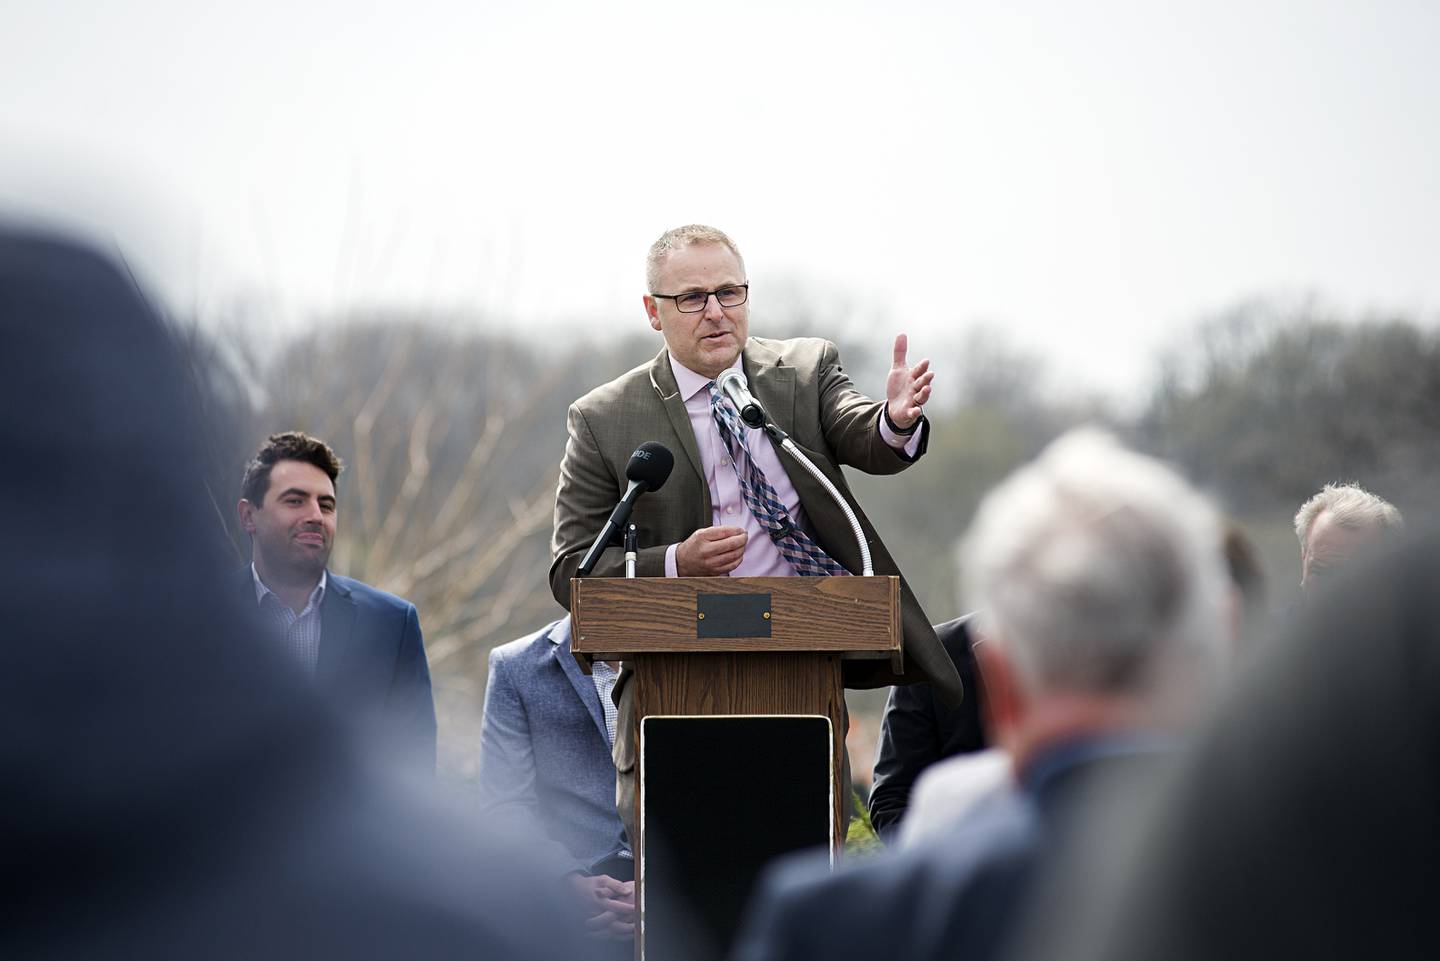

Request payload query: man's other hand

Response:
[676,525,748,576]
[885,333,933,430]
[569,874,635,940]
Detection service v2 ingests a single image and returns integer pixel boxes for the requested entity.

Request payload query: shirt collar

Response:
[668,353,744,404]
[251,563,327,612]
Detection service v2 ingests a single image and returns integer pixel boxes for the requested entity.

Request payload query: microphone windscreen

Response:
[717,368,746,395]
[626,441,675,493]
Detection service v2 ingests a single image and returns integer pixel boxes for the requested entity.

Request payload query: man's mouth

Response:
[702,331,731,342]
[295,532,325,547]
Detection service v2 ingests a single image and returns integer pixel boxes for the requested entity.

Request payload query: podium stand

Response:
[571,576,901,961]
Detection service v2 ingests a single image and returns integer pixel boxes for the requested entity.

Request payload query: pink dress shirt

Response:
[663,355,924,577]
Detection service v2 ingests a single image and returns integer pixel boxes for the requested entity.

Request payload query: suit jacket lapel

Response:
[551,619,609,742]
[648,348,712,520]
[744,340,795,440]
[316,574,357,686]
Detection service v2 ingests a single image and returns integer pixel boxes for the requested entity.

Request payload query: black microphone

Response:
[576,442,675,577]
[716,368,766,429]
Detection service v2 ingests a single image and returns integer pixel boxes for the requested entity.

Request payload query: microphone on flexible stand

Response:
[716,368,767,429]
[576,442,674,577]
[714,368,875,575]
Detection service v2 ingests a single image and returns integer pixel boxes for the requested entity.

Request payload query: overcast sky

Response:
[3,0,1437,399]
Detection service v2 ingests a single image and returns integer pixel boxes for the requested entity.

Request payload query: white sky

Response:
[3,0,1437,399]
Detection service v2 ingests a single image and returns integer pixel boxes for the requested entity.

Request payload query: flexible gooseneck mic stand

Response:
[758,421,874,576]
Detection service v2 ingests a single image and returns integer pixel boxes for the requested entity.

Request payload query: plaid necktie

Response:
[708,382,850,577]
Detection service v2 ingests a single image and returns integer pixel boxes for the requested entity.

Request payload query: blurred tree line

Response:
[186,297,1440,782]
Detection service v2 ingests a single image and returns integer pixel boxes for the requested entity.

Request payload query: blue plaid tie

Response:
[709,382,850,577]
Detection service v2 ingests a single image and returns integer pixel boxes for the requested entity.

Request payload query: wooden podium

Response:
[571,575,901,960]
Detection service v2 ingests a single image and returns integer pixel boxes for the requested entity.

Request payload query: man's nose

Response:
[702,292,727,321]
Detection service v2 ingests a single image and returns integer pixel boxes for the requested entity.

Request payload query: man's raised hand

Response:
[885,333,933,430]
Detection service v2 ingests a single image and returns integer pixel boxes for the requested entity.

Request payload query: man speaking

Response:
[550,224,963,836]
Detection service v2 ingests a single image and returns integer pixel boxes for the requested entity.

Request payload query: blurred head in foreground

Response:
[1294,481,1402,599]
[960,429,1231,773]
[1046,527,1440,961]
[0,228,585,960]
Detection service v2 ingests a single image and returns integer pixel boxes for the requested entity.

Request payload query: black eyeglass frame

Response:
[649,283,750,313]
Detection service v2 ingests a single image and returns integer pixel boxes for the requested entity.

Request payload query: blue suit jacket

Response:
[241,568,437,771]
[478,617,628,874]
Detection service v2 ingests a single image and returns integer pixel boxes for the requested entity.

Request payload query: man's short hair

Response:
[1293,482,1403,552]
[240,431,343,506]
[960,429,1229,698]
[645,224,746,293]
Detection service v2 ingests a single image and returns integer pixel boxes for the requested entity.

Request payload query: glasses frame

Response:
[649,283,750,314]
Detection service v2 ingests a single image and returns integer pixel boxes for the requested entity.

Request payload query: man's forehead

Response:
[655,242,745,289]
[269,459,336,496]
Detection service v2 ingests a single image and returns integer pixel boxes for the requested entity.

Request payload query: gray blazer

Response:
[477,617,628,872]
[548,336,962,704]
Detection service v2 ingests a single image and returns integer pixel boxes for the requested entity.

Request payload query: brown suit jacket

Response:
[549,336,963,706]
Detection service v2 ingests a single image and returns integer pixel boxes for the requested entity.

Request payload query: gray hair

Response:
[645,224,745,293]
[1293,482,1403,551]
[960,429,1229,698]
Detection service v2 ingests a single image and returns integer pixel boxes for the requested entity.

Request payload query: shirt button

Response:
[725,506,735,515]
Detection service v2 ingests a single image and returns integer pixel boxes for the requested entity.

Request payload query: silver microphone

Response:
[716,368,766,428]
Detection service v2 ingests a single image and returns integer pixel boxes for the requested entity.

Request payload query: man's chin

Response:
[701,340,741,368]
[288,552,330,578]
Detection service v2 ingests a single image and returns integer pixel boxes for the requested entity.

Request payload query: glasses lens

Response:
[676,292,708,312]
[716,286,747,308]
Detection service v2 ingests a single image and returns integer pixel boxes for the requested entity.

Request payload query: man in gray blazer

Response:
[479,616,634,943]
[549,224,964,838]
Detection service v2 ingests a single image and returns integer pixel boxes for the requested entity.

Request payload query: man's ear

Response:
[973,633,1026,751]
[643,295,662,332]
[237,499,257,535]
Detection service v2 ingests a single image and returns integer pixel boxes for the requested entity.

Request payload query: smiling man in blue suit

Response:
[237,431,437,772]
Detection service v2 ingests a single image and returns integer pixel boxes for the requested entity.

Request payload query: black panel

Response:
[641,715,832,961]
[696,593,773,638]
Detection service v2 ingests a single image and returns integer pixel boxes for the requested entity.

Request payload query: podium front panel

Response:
[640,715,833,961]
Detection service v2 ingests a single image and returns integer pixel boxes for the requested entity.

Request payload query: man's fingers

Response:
[891,333,908,369]
[597,896,634,917]
[701,525,746,541]
[910,357,931,378]
[704,532,748,555]
[584,911,634,939]
[710,550,744,573]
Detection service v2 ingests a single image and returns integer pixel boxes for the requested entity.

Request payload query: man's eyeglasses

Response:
[650,284,749,313]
